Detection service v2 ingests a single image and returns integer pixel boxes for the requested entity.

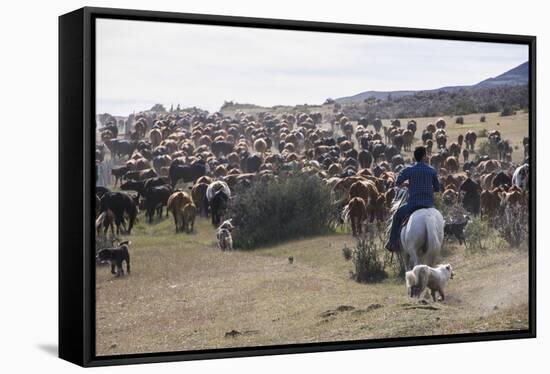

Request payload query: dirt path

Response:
[95,218,529,356]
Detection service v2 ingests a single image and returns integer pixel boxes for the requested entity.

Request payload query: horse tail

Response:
[424,213,441,267]
[342,202,351,223]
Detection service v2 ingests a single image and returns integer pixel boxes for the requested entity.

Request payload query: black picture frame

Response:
[59,6,536,367]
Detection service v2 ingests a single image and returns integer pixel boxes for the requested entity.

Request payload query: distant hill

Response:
[336,62,528,104]
[474,62,529,88]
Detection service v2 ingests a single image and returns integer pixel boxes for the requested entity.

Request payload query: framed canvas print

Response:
[59,7,536,367]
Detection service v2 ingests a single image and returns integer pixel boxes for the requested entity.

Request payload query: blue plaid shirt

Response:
[396,162,440,207]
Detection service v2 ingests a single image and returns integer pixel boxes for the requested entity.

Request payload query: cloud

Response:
[96,18,528,115]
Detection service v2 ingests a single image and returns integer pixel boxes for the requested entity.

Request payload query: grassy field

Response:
[222,106,529,164]
[382,111,529,164]
[96,214,529,356]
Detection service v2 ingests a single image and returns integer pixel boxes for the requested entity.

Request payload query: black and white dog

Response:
[96,240,131,277]
[217,219,234,251]
[444,216,470,245]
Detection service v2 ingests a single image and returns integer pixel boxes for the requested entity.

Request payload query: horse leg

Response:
[172,210,179,233]
[408,251,419,271]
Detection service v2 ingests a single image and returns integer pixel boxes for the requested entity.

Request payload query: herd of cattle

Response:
[95,109,530,250]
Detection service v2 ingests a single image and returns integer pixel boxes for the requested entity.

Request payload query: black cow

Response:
[320,137,336,147]
[211,141,234,157]
[120,177,167,197]
[460,178,481,216]
[96,186,110,199]
[359,136,371,150]
[421,130,433,144]
[344,148,358,160]
[210,191,229,226]
[110,140,137,159]
[142,185,172,223]
[463,160,476,172]
[241,153,262,173]
[372,143,386,161]
[492,171,512,189]
[169,159,207,187]
[100,192,138,234]
[336,135,347,144]
[100,123,118,138]
[358,150,373,169]
[384,145,399,161]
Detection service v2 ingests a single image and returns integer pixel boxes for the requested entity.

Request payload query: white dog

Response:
[405,264,454,301]
[218,219,234,232]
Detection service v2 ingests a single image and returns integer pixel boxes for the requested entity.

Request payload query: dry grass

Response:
[96,215,529,356]
[96,109,529,355]
[389,111,529,163]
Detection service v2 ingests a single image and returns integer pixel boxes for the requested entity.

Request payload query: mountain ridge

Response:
[336,61,528,104]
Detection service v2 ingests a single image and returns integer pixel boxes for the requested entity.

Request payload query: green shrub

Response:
[477,128,488,138]
[349,237,387,283]
[229,174,334,249]
[464,217,492,253]
[496,205,529,248]
[476,140,498,159]
[342,245,353,261]
[501,106,514,116]
[434,194,451,218]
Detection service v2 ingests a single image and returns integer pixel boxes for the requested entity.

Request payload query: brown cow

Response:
[480,188,502,218]
[182,203,197,233]
[444,156,459,173]
[95,209,115,237]
[167,191,193,233]
[191,182,209,216]
[343,197,368,236]
[442,189,459,205]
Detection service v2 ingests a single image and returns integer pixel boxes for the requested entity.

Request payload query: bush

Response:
[480,115,486,122]
[342,245,353,261]
[434,194,452,218]
[477,128,488,138]
[476,140,498,159]
[455,116,464,124]
[501,106,514,116]
[229,174,334,249]
[464,217,491,253]
[349,236,387,283]
[496,205,529,248]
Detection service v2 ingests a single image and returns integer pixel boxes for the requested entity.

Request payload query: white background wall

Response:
[0,0,546,372]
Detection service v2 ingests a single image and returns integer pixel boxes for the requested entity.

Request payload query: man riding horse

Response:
[385,146,441,252]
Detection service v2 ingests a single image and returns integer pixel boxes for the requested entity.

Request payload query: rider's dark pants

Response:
[388,203,427,247]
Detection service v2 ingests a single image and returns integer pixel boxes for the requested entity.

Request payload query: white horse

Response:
[388,188,444,271]
[206,180,231,202]
[512,163,529,190]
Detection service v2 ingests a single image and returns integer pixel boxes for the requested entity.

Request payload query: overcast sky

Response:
[96,18,528,116]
